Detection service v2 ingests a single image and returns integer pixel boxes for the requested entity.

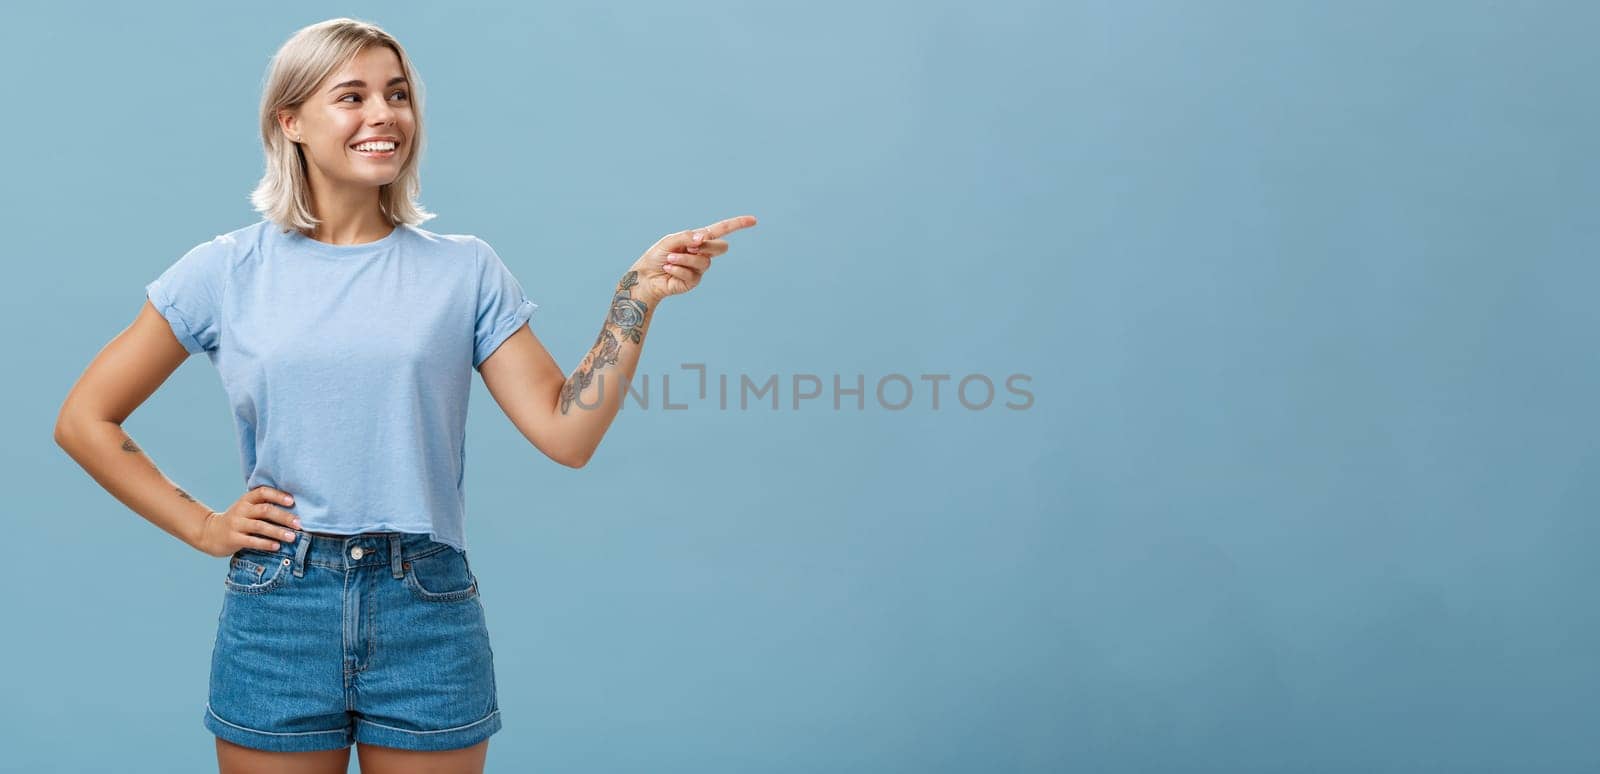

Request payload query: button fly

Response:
[350,546,365,560]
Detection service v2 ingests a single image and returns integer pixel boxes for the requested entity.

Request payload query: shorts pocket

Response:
[403,546,479,603]
[224,549,292,595]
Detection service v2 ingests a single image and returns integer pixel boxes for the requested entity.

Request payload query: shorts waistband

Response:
[241,529,450,579]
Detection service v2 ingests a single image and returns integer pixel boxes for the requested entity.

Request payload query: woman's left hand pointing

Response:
[629,215,758,305]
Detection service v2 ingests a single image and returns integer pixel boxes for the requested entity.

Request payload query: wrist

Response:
[189,509,221,553]
[621,266,663,310]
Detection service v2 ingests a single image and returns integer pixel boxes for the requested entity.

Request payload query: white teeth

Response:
[353,142,396,152]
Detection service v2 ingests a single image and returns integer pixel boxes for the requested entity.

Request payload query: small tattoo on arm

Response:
[175,486,198,503]
[121,438,141,453]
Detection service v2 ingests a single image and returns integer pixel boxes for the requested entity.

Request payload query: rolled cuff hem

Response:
[203,702,353,752]
[353,709,502,751]
[146,282,206,355]
[473,299,537,368]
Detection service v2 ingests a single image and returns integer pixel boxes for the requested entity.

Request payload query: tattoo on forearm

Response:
[120,434,193,503]
[560,271,650,414]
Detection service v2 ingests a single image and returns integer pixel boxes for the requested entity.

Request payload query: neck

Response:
[302,172,392,244]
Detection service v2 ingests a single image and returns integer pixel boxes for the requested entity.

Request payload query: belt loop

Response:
[390,534,404,579]
[293,530,311,577]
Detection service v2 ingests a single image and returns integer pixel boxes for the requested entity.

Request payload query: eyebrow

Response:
[328,76,408,93]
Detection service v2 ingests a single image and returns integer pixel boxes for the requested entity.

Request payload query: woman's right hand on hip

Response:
[196,486,303,558]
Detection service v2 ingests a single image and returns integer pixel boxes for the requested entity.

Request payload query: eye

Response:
[339,90,407,104]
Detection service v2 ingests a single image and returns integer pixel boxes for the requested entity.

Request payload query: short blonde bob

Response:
[250,18,436,233]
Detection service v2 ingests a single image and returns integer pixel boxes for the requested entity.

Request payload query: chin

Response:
[345,171,401,187]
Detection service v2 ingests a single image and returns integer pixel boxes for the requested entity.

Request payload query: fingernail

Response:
[294,519,302,528]
[693,232,704,242]
[666,255,677,263]
[285,496,294,504]
[285,531,295,541]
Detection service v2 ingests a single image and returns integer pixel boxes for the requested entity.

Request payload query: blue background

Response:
[9,1,1598,771]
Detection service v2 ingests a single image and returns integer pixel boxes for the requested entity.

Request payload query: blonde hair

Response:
[250,18,436,233]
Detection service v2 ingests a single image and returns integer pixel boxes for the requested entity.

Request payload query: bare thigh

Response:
[215,737,352,774]
[356,739,489,774]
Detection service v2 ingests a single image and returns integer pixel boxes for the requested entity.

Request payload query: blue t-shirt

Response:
[144,219,538,551]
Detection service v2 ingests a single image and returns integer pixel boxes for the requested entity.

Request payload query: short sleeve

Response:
[472,237,538,368]
[145,236,231,355]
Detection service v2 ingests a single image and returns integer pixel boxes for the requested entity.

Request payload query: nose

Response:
[366,100,399,127]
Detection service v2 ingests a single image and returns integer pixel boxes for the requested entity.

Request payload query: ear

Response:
[276,108,301,143]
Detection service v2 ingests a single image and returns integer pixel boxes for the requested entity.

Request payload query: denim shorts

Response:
[203,529,501,752]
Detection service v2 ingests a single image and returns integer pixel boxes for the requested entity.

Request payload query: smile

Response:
[350,141,399,159]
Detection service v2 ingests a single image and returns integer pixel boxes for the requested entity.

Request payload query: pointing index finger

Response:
[692,215,758,243]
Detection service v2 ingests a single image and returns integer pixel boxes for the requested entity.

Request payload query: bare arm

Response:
[477,215,756,468]
[479,271,657,468]
[53,301,221,549]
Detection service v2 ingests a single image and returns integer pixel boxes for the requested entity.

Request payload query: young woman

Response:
[52,17,755,774]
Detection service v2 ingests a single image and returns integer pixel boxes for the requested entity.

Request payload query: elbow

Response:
[55,411,113,451]
[552,445,594,469]
[53,414,83,449]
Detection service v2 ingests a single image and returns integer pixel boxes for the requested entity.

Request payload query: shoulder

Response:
[401,225,504,281]
[400,223,486,255]
[179,219,271,269]
[154,221,264,285]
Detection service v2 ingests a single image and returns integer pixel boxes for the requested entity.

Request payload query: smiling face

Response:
[277,45,415,199]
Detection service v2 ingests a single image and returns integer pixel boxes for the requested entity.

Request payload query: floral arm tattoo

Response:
[559,271,650,414]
